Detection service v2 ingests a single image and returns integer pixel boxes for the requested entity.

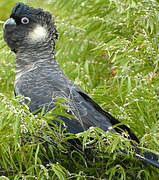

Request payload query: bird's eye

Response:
[21,17,29,24]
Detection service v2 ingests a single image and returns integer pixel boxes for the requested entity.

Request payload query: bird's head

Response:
[3,3,58,53]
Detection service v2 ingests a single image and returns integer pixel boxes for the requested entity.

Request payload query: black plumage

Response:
[3,3,159,168]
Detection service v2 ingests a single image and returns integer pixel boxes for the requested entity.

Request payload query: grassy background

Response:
[0,0,159,179]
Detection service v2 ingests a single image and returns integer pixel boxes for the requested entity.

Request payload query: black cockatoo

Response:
[3,3,159,168]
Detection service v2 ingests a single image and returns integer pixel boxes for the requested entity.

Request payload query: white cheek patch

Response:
[28,25,47,42]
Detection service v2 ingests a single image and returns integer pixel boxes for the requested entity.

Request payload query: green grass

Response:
[0,0,159,179]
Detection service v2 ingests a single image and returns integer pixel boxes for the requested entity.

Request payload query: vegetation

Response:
[0,0,159,179]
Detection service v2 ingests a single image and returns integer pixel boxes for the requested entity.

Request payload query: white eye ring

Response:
[21,17,29,24]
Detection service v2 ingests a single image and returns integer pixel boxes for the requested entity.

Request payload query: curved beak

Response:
[3,18,16,31]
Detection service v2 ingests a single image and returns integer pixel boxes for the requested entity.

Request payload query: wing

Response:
[14,63,139,142]
[76,91,139,143]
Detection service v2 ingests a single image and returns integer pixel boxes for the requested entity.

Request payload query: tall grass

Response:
[0,0,159,179]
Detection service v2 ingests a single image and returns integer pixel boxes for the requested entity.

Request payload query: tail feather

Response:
[135,152,159,168]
